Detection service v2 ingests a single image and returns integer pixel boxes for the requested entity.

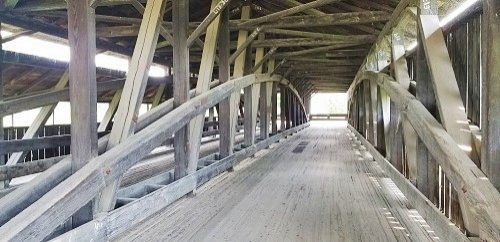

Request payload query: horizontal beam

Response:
[252,37,372,48]
[257,11,390,29]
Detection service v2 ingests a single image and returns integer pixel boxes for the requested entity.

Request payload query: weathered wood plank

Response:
[348,126,469,242]
[360,71,500,241]
[218,7,234,159]
[240,0,340,28]
[53,124,308,241]
[418,12,479,234]
[95,0,166,213]
[391,32,417,184]
[67,0,98,226]
[187,0,222,174]
[172,0,190,181]
[481,0,500,191]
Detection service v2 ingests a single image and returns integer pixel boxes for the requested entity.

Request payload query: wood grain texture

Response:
[115,121,438,242]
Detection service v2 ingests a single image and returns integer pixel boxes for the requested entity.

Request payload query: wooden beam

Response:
[274,43,368,58]
[2,0,20,9]
[0,73,307,241]
[187,0,222,174]
[419,10,480,234]
[95,0,166,213]
[0,135,71,154]
[252,37,372,48]
[261,28,376,42]
[362,71,500,241]
[241,7,259,148]
[228,26,262,64]
[238,0,341,27]
[255,11,390,29]
[481,0,500,191]
[46,124,309,241]
[391,32,417,184]
[348,126,469,242]
[218,7,234,158]
[172,0,190,180]
[67,0,98,227]
[5,71,69,166]
[251,47,277,73]
[97,89,122,133]
[187,0,231,47]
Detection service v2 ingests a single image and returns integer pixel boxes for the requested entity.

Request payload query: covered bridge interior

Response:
[0,0,499,241]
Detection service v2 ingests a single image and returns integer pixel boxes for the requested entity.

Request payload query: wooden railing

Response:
[0,73,309,241]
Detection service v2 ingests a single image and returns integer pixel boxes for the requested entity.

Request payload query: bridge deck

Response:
[116,121,439,241]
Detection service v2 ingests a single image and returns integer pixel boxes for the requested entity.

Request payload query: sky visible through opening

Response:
[311,93,348,115]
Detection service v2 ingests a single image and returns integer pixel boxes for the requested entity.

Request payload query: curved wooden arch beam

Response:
[0,73,308,241]
[357,71,500,241]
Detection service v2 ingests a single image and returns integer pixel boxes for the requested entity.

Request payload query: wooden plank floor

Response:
[115,121,439,242]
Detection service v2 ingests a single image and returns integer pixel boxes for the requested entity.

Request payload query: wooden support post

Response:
[481,0,500,191]
[208,107,215,132]
[369,79,378,146]
[243,23,260,147]
[187,0,221,174]
[257,34,271,139]
[363,81,372,140]
[415,21,438,205]
[218,7,234,158]
[67,0,97,227]
[418,2,479,164]
[358,87,365,134]
[97,89,121,133]
[259,82,272,139]
[376,86,386,154]
[280,86,286,131]
[291,95,297,127]
[95,0,166,212]
[151,83,166,107]
[271,83,278,134]
[173,0,190,179]
[0,28,4,189]
[392,32,418,184]
[284,88,290,129]
[418,1,479,233]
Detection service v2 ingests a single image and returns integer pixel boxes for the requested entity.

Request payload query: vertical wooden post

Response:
[238,5,259,147]
[151,83,166,107]
[362,82,369,139]
[208,107,215,132]
[291,95,297,127]
[218,7,235,158]
[67,0,97,226]
[285,88,291,129]
[358,86,365,134]
[271,83,278,134]
[95,0,166,212]
[259,81,272,139]
[392,32,418,184]
[415,21,438,204]
[369,80,378,146]
[0,27,4,189]
[481,0,500,191]
[173,0,190,179]
[280,86,286,131]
